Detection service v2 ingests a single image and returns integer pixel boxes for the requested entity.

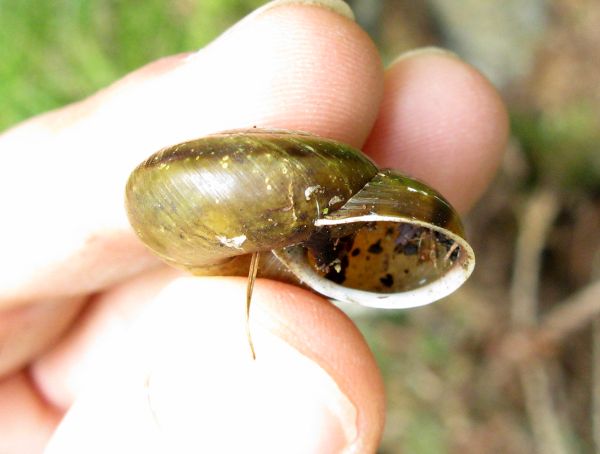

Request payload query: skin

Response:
[0,1,508,453]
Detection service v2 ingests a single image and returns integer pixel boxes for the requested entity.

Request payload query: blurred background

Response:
[1,0,599,452]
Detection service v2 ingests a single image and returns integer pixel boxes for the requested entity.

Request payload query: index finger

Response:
[0,1,382,305]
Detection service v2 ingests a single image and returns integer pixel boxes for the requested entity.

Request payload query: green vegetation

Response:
[0,0,263,129]
[512,102,600,190]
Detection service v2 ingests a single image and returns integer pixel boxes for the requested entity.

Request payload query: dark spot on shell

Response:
[305,229,336,269]
[403,243,418,256]
[396,224,419,246]
[343,237,355,252]
[324,261,347,284]
[380,273,394,288]
[368,240,383,254]
[341,254,349,269]
[435,230,455,249]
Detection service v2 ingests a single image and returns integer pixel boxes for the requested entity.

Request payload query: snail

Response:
[125,129,475,356]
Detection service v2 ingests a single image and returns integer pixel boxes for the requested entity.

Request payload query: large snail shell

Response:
[126,129,475,309]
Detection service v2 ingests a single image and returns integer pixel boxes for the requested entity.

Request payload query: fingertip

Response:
[40,275,385,453]
[365,49,509,212]
[251,280,386,451]
[256,0,355,21]
[91,0,383,151]
[187,0,383,146]
[144,277,386,453]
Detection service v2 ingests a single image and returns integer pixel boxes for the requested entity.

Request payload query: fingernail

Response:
[389,46,460,66]
[189,0,355,60]
[255,0,355,21]
[257,334,360,453]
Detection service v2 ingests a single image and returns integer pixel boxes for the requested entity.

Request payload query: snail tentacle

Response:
[246,251,259,360]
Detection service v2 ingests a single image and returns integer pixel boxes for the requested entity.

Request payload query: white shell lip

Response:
[274,214,475,309]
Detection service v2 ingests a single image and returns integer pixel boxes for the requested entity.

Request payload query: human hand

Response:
[0,1,508,452]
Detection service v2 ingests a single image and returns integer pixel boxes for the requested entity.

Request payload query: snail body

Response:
[126,129,475,309]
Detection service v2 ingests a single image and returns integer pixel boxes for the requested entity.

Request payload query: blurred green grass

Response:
[512,102,600,191]
[0,0,263,130]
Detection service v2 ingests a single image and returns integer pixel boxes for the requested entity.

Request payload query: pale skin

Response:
[0,2,509,453]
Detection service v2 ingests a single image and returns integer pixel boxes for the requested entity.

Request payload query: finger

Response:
[31,267,184,409]
[364,48,509,212]
[0,372,60,454]
[0,297,84,376]
[0,0,383,305]
[39,275,385,453]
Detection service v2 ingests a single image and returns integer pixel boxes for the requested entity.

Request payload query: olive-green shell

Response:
[125,130,378,268]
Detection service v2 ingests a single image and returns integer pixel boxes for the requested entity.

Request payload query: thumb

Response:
[44,276,385,453]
